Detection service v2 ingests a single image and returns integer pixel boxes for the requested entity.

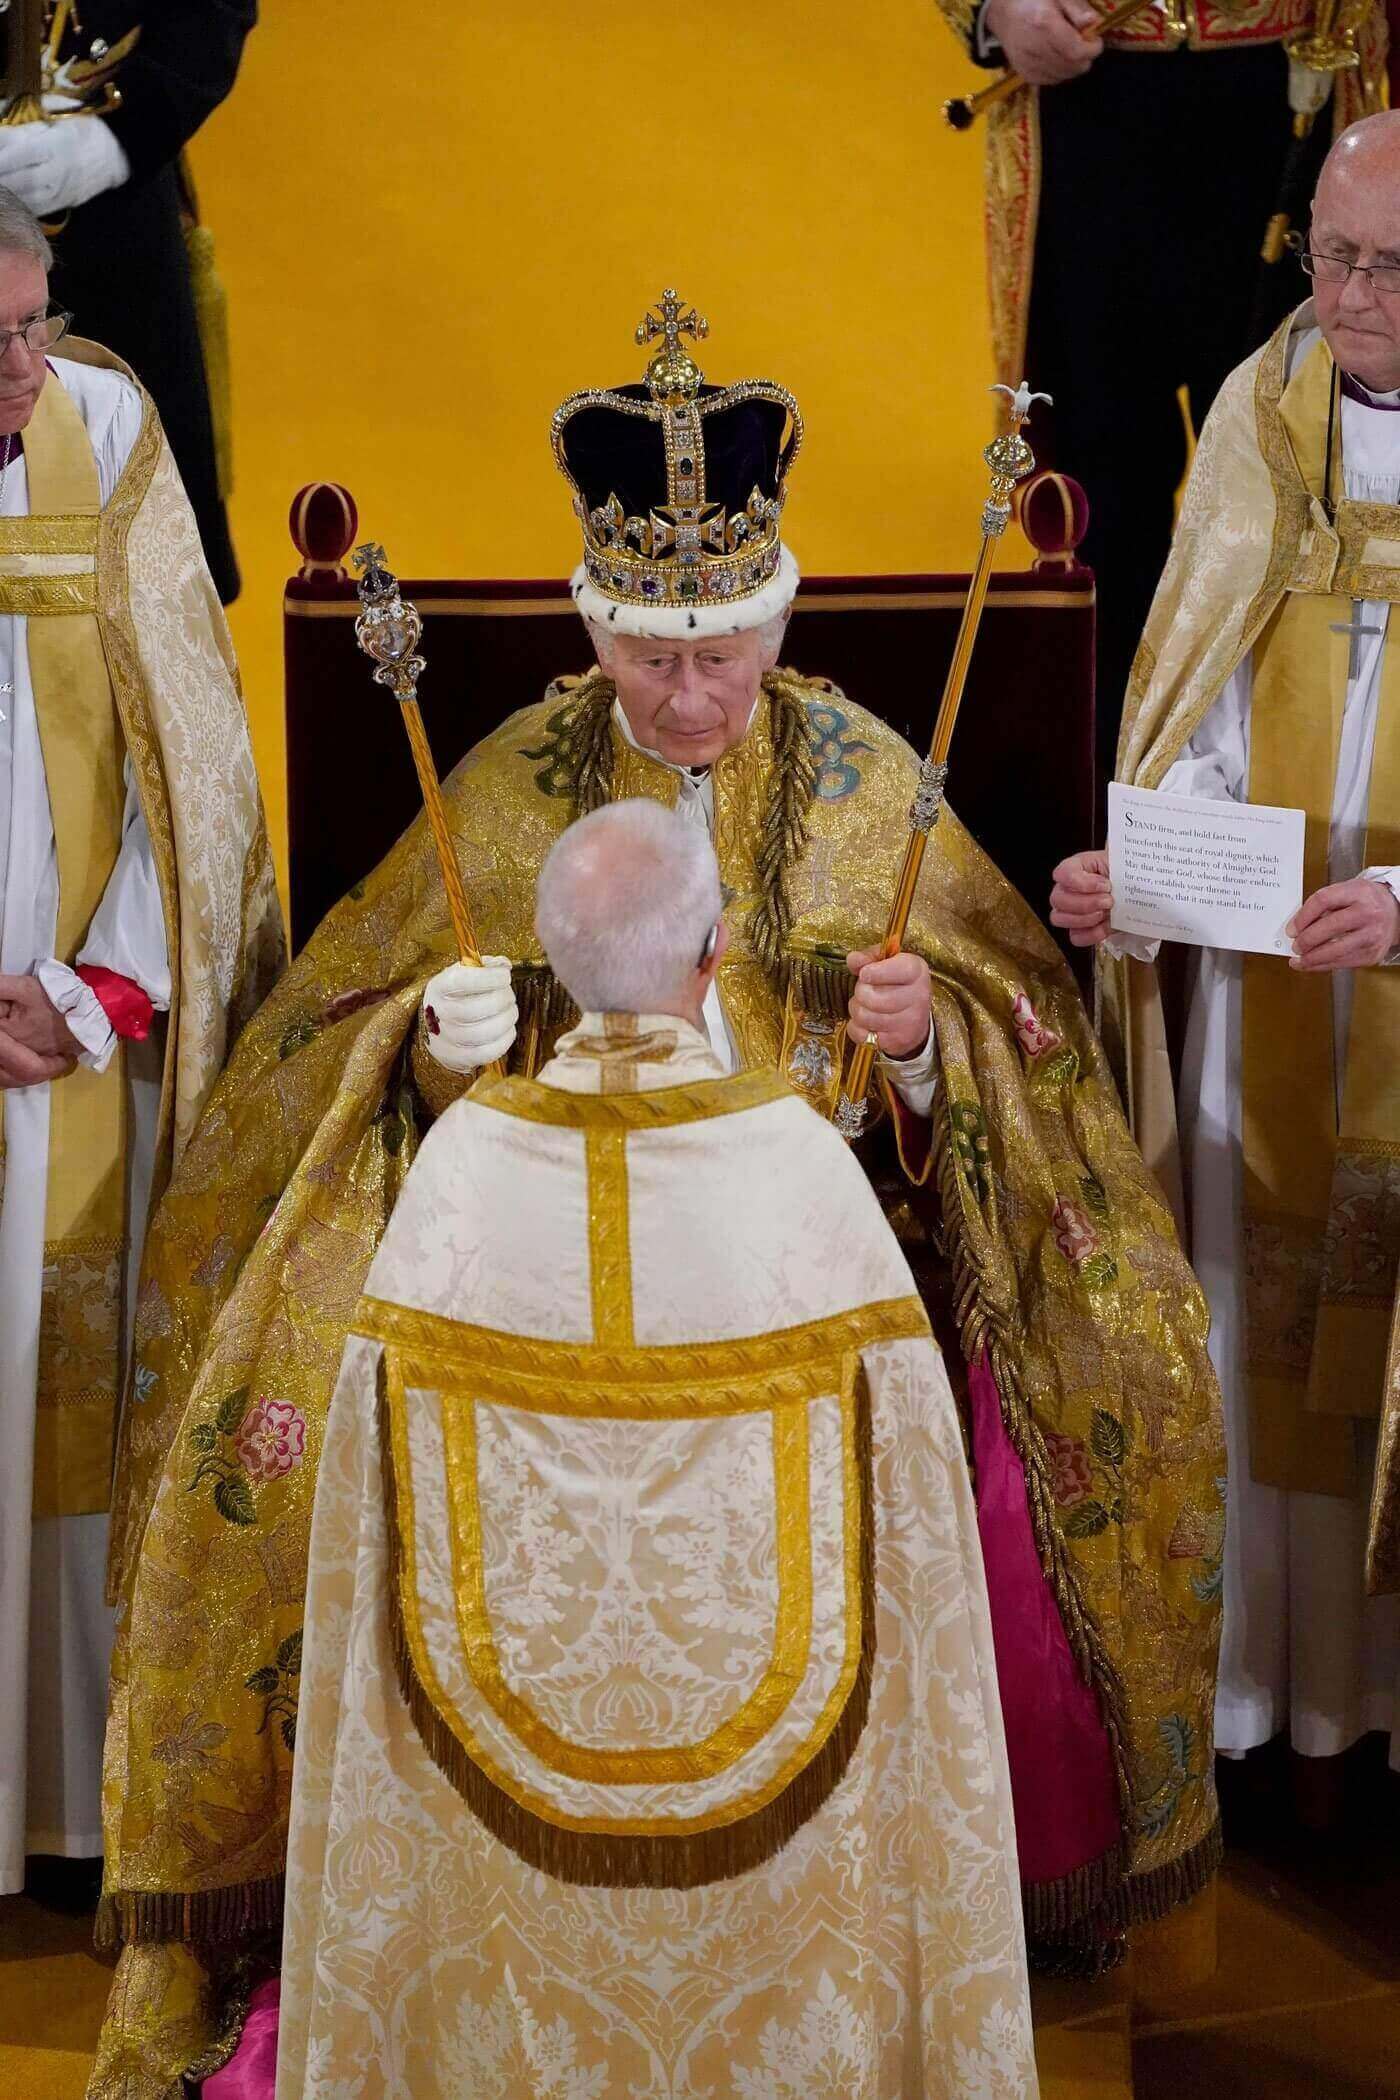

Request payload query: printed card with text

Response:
[1107,783,1305,956]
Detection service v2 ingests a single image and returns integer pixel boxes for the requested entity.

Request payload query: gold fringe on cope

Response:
[96,1870,285,1955]
[375,1357,877,1889]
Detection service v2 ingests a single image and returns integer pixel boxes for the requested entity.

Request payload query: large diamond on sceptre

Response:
[353,542,483,970]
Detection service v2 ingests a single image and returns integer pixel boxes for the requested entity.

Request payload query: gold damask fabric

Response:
[94,674,1221,2095]
[1108,309,1400,1509]
[930,5,1385,389]
[274,1031,1038,2098]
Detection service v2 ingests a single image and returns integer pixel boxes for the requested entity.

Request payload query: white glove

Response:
[422,957,517,1074]
[0,116,130,216]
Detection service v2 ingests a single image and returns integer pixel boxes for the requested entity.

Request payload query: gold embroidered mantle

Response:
[94,673,1221,2094]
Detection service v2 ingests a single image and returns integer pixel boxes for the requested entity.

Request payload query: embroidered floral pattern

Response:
[244,1630,302,1754]
[1045,1409,1129,1538]
[1044,1433,1093,1508]
[521,705,578,799]
[235,1399,307,1482]
[804,701,875,801]
[1051,1195,1118,1287]
[186,1390,307,1524]
[1136,1713,1204,1843]
[1010,989,1061,1061]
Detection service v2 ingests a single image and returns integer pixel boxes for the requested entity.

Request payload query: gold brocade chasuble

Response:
[4,375,131,1517]
[1109,307,1400,1503]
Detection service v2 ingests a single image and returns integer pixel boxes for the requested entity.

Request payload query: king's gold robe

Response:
[92,674,1222,2095]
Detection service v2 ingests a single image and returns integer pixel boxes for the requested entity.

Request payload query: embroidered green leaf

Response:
[1061,1497,1111,1539]
[276,1630,304,1676]
[278,1017,321,1061]
[215,1387,251,1435]
[244,1666,280,1696]
[1158,1713,1195,1778]
[1079,1173,1109,1217]
[214,1474,256,1527]
[280,1715,297,1753]
[189,1424,217,1454]
[1090,1408,1127,1468]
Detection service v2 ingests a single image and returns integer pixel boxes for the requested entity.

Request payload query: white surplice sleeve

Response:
[880,1030,938,1120]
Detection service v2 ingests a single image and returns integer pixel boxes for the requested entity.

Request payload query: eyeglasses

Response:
[0,309,72,360]
[697,921,720,969]
[1296,247,1400,296]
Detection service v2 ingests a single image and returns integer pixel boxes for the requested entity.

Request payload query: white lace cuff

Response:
[34,960,117,1073]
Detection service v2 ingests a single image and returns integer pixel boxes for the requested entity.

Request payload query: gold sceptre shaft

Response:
[352,544,505,1078]
[943,0,1159,129]
[833,384,1047,1142]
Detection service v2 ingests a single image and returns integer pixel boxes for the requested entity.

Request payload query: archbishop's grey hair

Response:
[535,799,722,1016]
[0,187,52,272]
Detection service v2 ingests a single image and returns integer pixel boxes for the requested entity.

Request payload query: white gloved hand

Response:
[422,957,517,1074]
[0,116,130,216]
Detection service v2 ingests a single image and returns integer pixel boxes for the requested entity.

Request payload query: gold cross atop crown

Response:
[635,289,709,404]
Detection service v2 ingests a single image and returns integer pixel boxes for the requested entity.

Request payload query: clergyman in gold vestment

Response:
[91,296,1223,2094]
[271,798,1039,2099]
[0,191,280,1902]
[1055,116,1400,1782]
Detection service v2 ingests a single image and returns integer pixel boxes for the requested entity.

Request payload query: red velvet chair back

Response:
[283,484,1096,978]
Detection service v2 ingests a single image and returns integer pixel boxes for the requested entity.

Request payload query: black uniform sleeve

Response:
[100,1,257,180]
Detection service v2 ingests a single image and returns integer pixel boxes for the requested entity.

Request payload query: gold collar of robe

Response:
[1239,339,1400,1495]
[0,374,130,1519]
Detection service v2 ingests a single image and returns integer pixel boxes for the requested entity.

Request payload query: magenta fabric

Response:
[201,1978,280,2100]
[967,1351,1122,1887]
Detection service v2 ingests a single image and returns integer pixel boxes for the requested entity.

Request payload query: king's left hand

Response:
[1289,879,1400,971]
[0,116,129,216]
[846,947,933,1059]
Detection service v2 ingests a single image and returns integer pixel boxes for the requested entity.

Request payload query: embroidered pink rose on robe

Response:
[1051,1197,1100,1268]
[236,1398,308,1482]
[1043,1432,1094,1508]
[1011,991,1061,1061]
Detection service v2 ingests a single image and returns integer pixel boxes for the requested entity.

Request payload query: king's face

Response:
[608,630,766,769]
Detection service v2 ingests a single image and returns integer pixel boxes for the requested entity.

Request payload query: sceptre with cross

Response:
[351,544,504,1078]
[835,382,1050,1139]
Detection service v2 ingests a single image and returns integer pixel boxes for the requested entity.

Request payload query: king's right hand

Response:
[421,958,518,1073]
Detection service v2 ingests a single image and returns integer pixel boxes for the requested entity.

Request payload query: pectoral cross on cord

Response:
[1331,602,1387,685]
